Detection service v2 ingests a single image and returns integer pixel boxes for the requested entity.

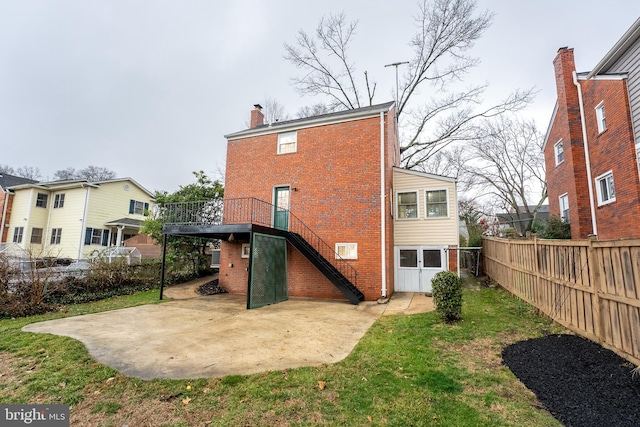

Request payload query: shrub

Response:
[536,215,571,239]
[431,271,463,322]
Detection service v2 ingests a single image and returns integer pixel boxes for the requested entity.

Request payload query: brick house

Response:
[163,102,459,307]
[543,17,640,240]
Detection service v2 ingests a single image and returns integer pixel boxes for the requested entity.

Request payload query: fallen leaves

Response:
[317,381,326,390]
[182,396,191,405]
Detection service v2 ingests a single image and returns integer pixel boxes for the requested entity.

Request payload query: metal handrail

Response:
[162,198,358,287]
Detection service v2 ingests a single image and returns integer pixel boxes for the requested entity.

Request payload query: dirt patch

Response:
[502,334,640,427]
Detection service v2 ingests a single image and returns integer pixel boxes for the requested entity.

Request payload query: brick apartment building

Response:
[543,17,640,240]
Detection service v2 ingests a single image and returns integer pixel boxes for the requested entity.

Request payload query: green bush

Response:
[431,271,463,322]
[536,215,571,239]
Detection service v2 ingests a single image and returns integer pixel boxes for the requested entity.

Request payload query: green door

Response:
[249,233,288,309]
[274,186,290,231]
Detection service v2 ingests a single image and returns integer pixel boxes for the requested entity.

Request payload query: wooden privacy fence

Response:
[483,236,640,367]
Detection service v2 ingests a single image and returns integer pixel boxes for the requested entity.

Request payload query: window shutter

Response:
[102,229,109,246]
[85,228,92,245]
[129,200,135,214]
[144,202,149,216]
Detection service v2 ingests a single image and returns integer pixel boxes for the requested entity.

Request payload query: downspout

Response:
[573,71,598,236]
[77,186,91,260]
[380,111,387,298]
[455,180,460,276]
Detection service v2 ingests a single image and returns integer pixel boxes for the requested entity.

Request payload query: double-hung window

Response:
[425,189,448,217]
[554,140,564,165]
[595,171,615,205]
[50,228,62,244]
[129,199,149,216]
[277,131,297,154]
[30,227,43,244]
[559,194,570,223]
[36,193,48,208]
[397,191,418,219]
[595,102,607,133]
[53,193,65,208]
[12,227,24,243]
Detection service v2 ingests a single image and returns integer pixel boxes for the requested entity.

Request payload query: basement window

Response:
[335,243,357,260]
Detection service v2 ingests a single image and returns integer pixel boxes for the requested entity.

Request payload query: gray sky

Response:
[1,0,638,193]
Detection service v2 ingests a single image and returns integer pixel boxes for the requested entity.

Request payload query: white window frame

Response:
[134,201,145,215]
[335,243,357,260]
[12,227,24,244]
[241,243,250,258]
[554,139,564,165]
[559,193,569,223]
[50,228,62,245]
[30,227,43,244]
[277,131,297,154]
[595,170,615,206]
[35,193,48,208]
[396,190,419,220]
[53,193,65,209]
[90,228,104,245]
[424,188,449,218]
[595,101,607,133]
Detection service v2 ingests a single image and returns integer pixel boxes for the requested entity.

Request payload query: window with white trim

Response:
[554,139,564,165]
[595,102,607,133]
[595,171,615,205]
[35,193,48,208]
[30,227,43,244]
[129,199,149,216]
[636,146,640,179]
[277,131,297,154]
[425,189,448,217]
[396,191,418,219]
[53,193,65,208]
[335,243,357,259]
[241,243,250,258]
[50,228,62,244]
[12,227,24,243]
[559,193,570,223]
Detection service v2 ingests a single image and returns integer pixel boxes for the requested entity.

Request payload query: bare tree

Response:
[53,166,116,181]
[0,165,41,180]
[458,114,547,234]
[262,97,290,125]
[284,0,533,167]
[296,102,335,119]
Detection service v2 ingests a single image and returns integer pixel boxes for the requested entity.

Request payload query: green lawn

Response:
[0,282,565,426]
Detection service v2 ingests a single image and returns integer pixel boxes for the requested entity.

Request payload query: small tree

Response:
[535,215,571,239]
[431,271,463,322]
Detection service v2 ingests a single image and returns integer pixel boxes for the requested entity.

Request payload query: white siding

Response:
[393,169,458,246]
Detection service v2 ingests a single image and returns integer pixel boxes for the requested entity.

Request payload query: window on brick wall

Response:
[335,243,357,259]
[595,171,615,205]
[595,102,607,133]
[559,194,570,223]
[554,139,564,165]
[241,243,250,258]
[277,131,297,154]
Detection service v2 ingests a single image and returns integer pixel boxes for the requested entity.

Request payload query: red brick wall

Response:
[580,78,640,239]
[448,246,458,273]
[0,192,12,243]
[221,111,397,301]
[545,48,595,239]
[220,241,250,295]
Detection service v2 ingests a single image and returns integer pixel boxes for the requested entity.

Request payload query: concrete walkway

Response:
[23,279,434,380]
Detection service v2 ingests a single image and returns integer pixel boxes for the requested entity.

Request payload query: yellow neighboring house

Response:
[6,178,155,260]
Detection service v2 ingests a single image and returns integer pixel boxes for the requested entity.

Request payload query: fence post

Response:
[588,238,605,344]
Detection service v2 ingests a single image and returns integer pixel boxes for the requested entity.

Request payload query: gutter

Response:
[573,71,598,236]
[380,111,387,298]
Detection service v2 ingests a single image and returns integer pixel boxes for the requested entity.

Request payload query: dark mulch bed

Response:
[197,279,227,296]
[502,334,640,427]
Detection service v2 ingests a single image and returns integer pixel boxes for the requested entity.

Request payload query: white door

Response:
[395,246,447,292]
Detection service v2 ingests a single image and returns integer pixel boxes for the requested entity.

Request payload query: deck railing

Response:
[162,198,358,287]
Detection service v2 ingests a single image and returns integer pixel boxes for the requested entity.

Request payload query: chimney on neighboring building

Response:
[250,104,264,128]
